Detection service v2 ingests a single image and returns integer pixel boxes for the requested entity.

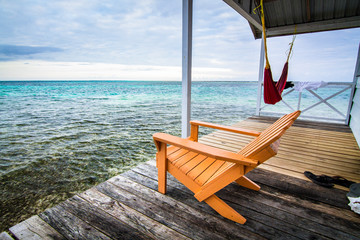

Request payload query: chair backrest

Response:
[238,111,301,163]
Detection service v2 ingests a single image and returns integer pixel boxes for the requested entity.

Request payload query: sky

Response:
[0,0,359,81]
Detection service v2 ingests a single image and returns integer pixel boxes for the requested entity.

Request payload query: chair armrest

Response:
[153,133,258,167]
[190,120,261,137]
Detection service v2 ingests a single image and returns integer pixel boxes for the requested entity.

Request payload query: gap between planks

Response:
[129,163,360,240]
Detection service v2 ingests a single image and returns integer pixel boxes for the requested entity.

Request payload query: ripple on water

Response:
[0,81,274,231]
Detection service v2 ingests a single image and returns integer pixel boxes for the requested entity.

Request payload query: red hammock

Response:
[263,62,288,104]
[260,0,295,105]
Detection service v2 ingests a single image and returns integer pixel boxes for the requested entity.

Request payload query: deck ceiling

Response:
[224,0,360,39]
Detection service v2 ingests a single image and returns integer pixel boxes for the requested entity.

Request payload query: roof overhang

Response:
[224,0,360,39]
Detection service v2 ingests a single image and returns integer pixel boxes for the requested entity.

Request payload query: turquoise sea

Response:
[0,80,351,231]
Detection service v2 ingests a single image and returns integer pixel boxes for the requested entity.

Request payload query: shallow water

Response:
[0,80,350,231]
[0,81,258,231]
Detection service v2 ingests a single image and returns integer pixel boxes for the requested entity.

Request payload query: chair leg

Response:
[157,143,167,194]
[235,176,260,191]
[204,195,246,224]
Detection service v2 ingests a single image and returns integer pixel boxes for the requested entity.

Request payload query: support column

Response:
[256,37,265,116]
[346,43,360,125]
[182,0,193,138]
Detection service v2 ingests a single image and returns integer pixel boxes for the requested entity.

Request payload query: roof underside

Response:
[224,0,360,39]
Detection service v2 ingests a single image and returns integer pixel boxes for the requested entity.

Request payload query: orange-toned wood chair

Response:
[153,110,300,224]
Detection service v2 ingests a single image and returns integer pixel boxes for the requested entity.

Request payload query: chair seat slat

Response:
[187,157,216,180]
[154,110,301,224]
[195,160,226,186]
[179,154,208,174]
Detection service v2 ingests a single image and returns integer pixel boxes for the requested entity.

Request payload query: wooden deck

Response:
[3,117,360,240]
[201,116,360,191]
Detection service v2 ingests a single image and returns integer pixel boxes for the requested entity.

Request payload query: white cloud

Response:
[0,0,359,82]
[0,60,246,81]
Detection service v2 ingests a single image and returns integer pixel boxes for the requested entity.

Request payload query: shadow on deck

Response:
[3,117,360,240]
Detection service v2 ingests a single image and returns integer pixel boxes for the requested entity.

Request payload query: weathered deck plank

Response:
[79,188,190,240]
[6,116,360,240]
[0,232,14,240]
[129,162,360,240]
[61,195,149,240]
[121,168,284,240]
[199,117,360,186]
[39,205,112,240]
[108,174,264,240]
[96,179,241,240]
[8,215,64,240]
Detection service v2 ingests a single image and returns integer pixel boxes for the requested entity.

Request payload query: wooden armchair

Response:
[153,111,300,224]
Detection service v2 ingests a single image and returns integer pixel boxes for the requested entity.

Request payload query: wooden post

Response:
[297,91,302,110]
[190,124,199,142]
[157,142,167,194]
[181,0,193,138]
[346,43,360,125]
[256,37,265,116]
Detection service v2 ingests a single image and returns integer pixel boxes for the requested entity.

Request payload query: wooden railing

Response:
[256,81,356,124]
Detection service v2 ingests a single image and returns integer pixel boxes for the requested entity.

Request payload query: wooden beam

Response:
[223,0,263,31]
[266,16,360,38]
[306,0,311,22]
[224,0,360,39]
